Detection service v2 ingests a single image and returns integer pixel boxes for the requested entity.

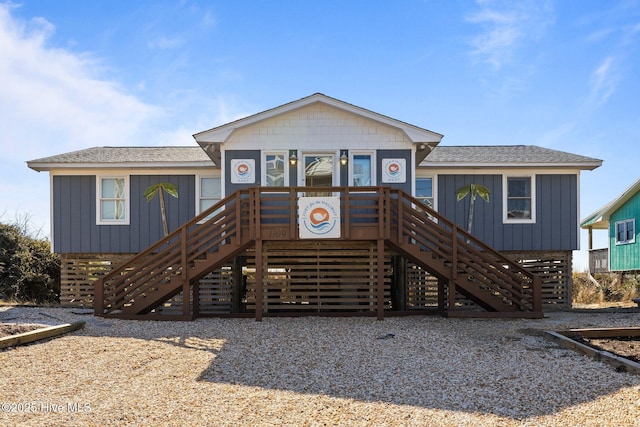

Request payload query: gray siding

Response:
[377,149,412,193]
[437,174,578,251]
[225,150,261,194]
[53,175,196,253]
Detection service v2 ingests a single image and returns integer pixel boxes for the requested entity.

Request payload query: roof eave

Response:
[419,161,603,169]
[193,93,444,146]
[583,177,640,224]
[27,161,215,172]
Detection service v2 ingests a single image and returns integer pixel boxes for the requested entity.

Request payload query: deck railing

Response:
[387,190,541,313]
[95,186,541,318]
[95,189,252,316]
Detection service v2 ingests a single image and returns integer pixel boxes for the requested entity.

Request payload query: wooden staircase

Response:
[386,190,541,317]
[95,186,542,319]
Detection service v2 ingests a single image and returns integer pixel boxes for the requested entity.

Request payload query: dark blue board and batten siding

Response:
[437,174,578,251]
[377,150,412,194]
[53,175,195,254]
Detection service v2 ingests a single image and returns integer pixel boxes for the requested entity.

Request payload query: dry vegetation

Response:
[573,272,639,305]
[0,323,43,338]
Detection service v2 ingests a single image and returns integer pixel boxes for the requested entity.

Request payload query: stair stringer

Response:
[122,240,255,315]
[385,239,516,313]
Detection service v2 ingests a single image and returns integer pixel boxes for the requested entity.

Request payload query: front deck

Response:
[95,186,542,320]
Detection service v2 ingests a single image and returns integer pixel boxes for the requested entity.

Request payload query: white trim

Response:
[29,161,214,172]
[420,167,581,175]
[415,176,437,211]
[49,174,55,253]
[419,162,601,170]
[194,93,443,145]
[96,175,130,225]
[299,151,339,187]
[614,218,636,245]
[195,175,222,215]
[348,150,376,186]
[262,151,289,187]
[220,150,226,198]
[48,167,217,176]
[577,171,582,249]
[503,174,536,224]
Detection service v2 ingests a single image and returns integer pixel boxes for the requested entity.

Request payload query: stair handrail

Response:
[388,189,541,312]
[95,189,251,315]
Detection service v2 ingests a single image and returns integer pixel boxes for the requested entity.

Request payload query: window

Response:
[304,153,335,196]
[264,152,287,186]
[415,178,434,208]
[351,153,374,186]
[615,219,635,244]
[98,176,129,224]
[199,177,221,214]
[504,176,535,223]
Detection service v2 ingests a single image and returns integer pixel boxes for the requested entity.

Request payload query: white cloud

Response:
[589,56,617,106]
[466,0,554,69]
[535,121,577,149]
[0,3,246,236]
[148,35,184,50]
[0,3,162,161]
[0,3,162,235]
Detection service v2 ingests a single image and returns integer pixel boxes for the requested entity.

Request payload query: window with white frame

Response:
[504,175,535,223]
[263,152,287,187]
[415,177,434,208]
[98,176,129,224]
[350,153,375,187]
[615,219,635,244]
[198,177,221,214]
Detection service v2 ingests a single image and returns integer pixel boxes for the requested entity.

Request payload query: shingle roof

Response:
[421,145,602,170]
[27,146,214,171]
[27,144,603,172]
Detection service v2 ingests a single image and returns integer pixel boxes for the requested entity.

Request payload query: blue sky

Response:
[1,1,639,270]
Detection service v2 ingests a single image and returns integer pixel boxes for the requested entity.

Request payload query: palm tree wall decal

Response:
[144,182,179,237]
[456,183,490,235]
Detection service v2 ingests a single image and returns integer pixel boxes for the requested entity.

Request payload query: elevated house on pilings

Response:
[27,93,602,320]
[581,177,640,274]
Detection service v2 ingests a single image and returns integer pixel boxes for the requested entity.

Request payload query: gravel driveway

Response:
[1,306,639,426]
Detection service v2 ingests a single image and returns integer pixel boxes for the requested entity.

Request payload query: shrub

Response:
[572,272,639,304]
[0,222,60,303]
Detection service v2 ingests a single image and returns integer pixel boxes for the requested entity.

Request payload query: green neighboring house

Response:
[581,177,640,272]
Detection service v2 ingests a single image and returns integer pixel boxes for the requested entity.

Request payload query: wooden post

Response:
[181,227,190,317]
[451,224,458,280]
[255,239,263,321]
[94,278,104,316]
[437,277,446,312]
[397,190,404,243]
[377,239,385,320]
[532,276,542,313]
[448,279,456,315]
[392,256,407,311]
[378,189,385,239]
[344,189,350,239]
[251,188,262,240]
[192,280,200,318]
[290,188,297,239]
[232,256,243,313]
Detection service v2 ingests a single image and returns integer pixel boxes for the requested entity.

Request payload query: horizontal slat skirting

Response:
[406,250,572,310]
[245,241,392,313]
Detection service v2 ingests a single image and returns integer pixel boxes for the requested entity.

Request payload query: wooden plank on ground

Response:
[546,330,640,374]
[0,322,85,349]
